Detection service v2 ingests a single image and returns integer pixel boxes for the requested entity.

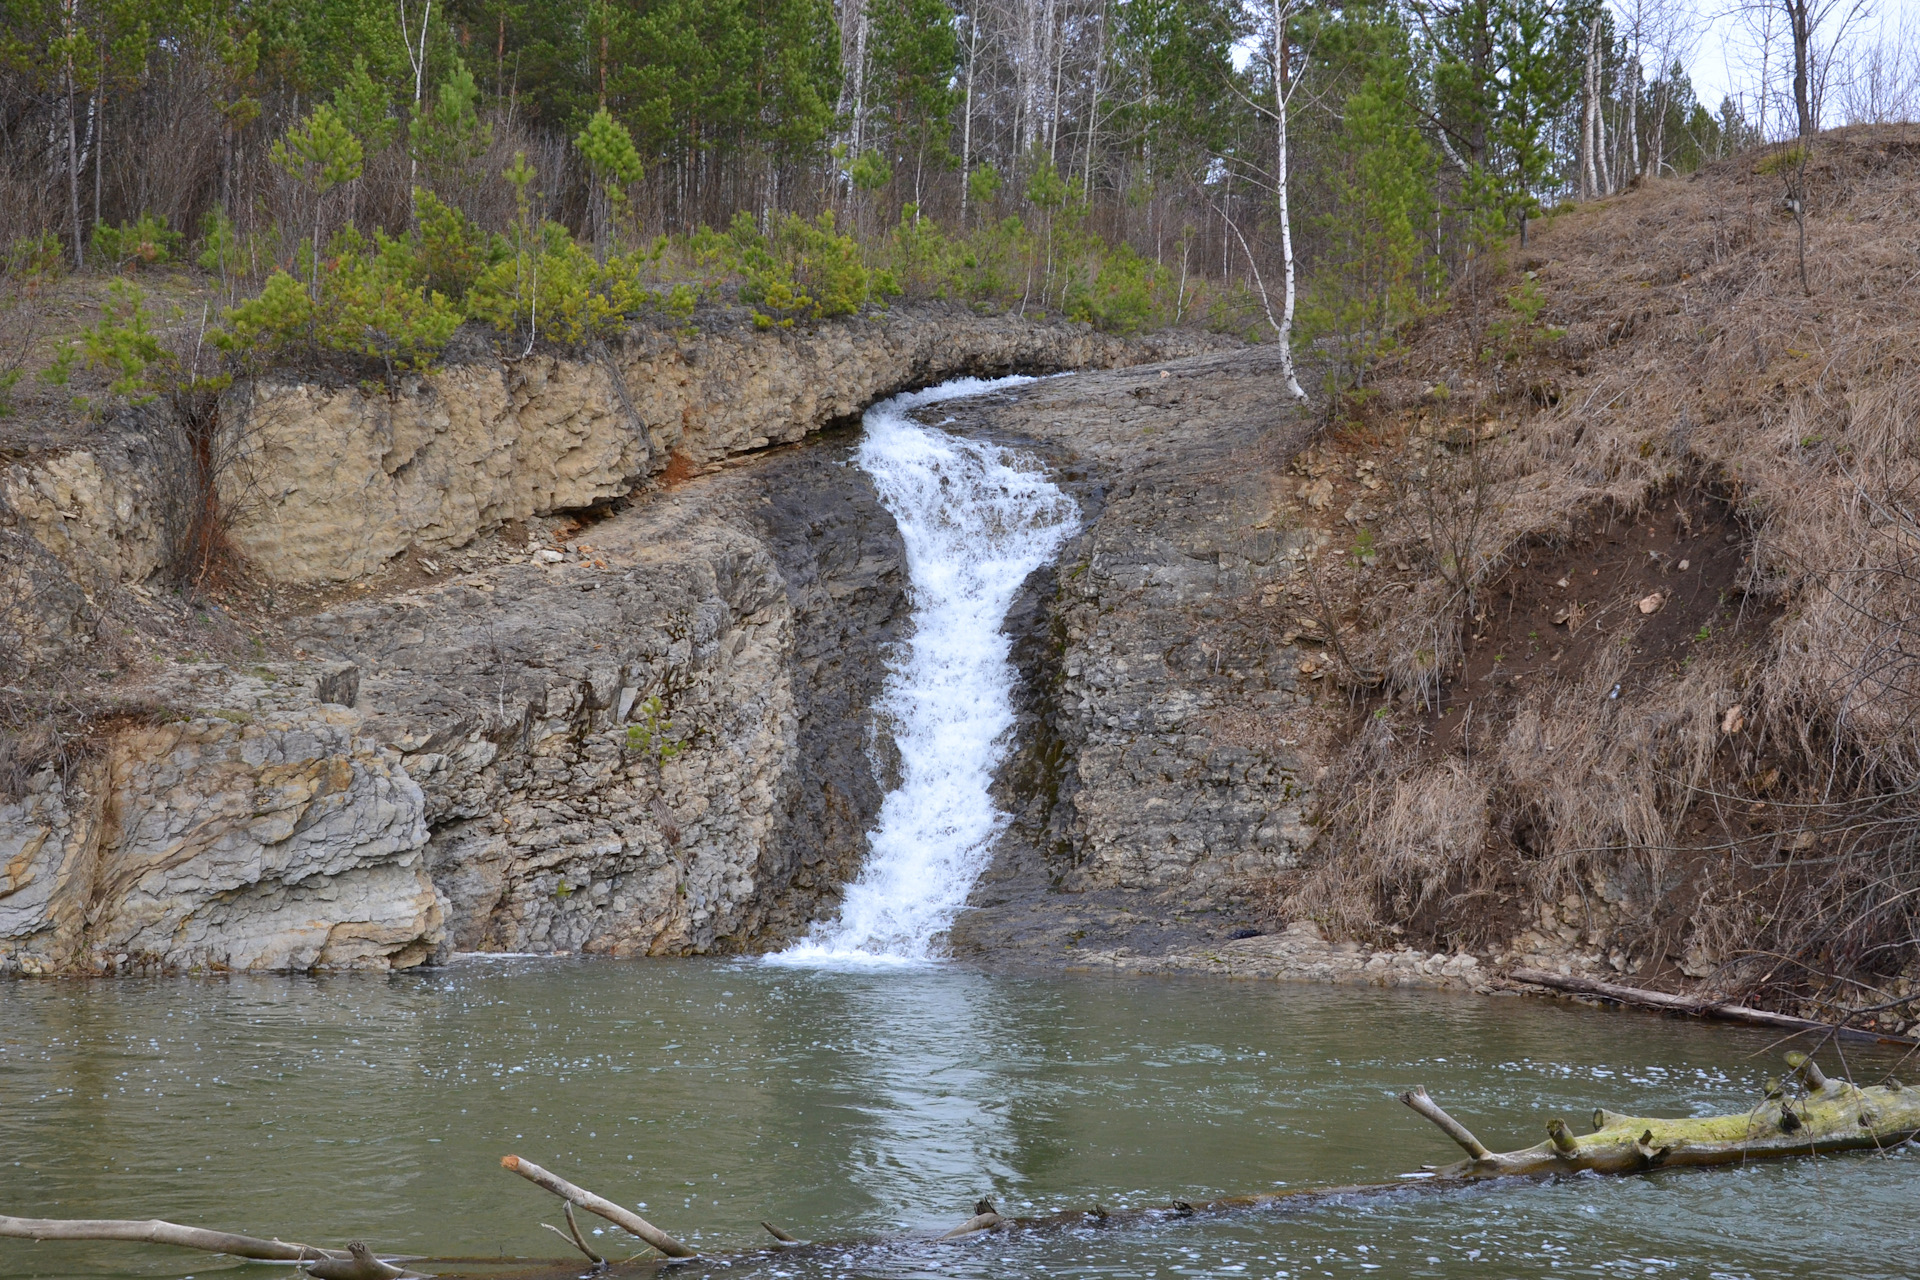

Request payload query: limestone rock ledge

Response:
[226,306,1209,584]
[1,712,437,974]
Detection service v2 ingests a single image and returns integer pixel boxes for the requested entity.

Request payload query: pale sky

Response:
[1684,0,1920,125]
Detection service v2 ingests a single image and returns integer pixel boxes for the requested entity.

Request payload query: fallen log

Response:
[0,1215,350,1262]
[932,1051,1918,1243]
[499,1156,696,1259]
[1397,1055,1920,1178]
[1507,969,1916,1044]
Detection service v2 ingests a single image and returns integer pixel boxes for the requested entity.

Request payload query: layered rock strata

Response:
[0,432,909,972]
[949,346,1324,955]
[4,309,1210,974]
[228,307,1201,584]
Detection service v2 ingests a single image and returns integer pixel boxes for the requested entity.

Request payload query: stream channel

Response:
[4,380,1918,1280]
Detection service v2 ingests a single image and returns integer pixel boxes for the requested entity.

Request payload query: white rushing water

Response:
[770,376,1078,967]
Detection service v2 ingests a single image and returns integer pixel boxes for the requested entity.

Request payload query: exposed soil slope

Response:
[1273,125,1920,1031]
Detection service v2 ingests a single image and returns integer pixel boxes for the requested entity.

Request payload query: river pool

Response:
[3,960,1915,1280]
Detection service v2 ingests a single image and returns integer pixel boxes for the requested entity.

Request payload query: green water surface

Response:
[2,960,1915,1280]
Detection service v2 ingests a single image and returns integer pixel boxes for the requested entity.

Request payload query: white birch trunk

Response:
[401,0,432,219]
[1582,17,1601,198]
[960,18,978,223]
[1270,0,1306,401]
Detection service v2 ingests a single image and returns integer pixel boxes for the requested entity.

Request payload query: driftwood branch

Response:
[499,1155,696,1259]
[539,1204,604,1268]
[563,1204,604,1266]
[1508,969,1917,1044]
[0,1215,349,1262]
[303,1242,421,1280]
[1399,1086,1491,1158]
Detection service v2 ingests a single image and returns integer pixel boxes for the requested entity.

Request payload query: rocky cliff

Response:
[0,307,1216,975]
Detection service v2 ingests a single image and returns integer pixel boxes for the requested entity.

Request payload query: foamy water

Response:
[769,376,1078,967]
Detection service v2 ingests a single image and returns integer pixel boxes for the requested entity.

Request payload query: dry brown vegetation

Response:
[1275,124,1920,1031]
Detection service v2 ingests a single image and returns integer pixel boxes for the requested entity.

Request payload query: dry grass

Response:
[1281,125,1920,1023]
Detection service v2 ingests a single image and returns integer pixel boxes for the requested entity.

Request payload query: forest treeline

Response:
[0,0,1852,389]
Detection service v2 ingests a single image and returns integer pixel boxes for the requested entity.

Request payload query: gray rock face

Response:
[287,435,909,958]
[948,347,1322,956]
[1,432,910,971]
[1,712,436,975]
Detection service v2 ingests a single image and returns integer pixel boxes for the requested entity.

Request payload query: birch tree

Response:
[1268,0,1305,399]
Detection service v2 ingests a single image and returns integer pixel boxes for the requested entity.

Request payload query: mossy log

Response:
[1399,1058,1920,1179]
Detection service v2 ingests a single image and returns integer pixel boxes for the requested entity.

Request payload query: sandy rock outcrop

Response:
[2,438,168,589]
[226,307,1208,583]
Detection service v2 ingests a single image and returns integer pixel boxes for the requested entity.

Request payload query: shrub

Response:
[885,205,963,298]
[196,210,286,287]
[1200,280,1273,343]
[849,149,891,192]
[324,229,464,370]
[272,104,363,198]
[779,211,869,318]
[41,280,231,412]
[332,56,397,154]
[967,163,1002,209]
[6,232,65,282]
[91,214,183,269]
[1065,243,1165,335]
[958,216,1030,304]
[216,269,314,358]
[410,60,492,198]
[726,210,871,326]
[79,279,168,402]
[468,222,645,345]
[576,107,645,257]
[216,228,460,374]
[383,188,497,301]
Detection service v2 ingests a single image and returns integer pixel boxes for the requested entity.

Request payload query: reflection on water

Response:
[2,961,1915,1280]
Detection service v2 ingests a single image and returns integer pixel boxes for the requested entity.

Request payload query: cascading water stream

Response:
[770,376,1078,967]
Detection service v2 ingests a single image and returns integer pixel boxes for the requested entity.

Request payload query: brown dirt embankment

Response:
[1268,125,1920,1035]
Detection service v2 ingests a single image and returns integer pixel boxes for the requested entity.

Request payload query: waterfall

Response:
[770,376,1078,967]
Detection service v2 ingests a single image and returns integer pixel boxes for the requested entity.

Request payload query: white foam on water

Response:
[768,375,1078,969]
